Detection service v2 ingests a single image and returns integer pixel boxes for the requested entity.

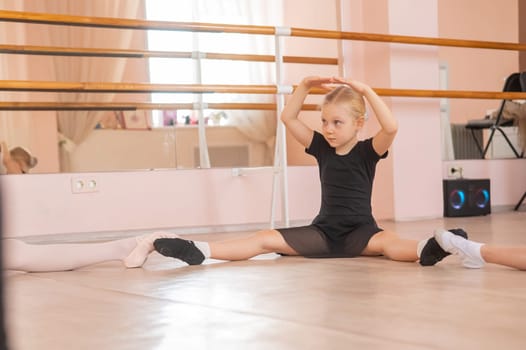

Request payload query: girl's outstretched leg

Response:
[363,228,469,265]
[3,231,178,272]
[210,229,298,260]
[154,229,299,264]
[479,245,526,270]
[4,238,136,272]
[434,229,526,270]
[362,230,419,262]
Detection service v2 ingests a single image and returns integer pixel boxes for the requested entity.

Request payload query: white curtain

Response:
[39,0,144,171]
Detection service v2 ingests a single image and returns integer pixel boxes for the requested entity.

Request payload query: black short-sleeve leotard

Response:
[307,131,387,241]
[277,131,388,257]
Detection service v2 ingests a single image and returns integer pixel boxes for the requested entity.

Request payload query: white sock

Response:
[462,240,485,268]
[416,239,428,258]
[193,241,211,258]
[435,229,485,269]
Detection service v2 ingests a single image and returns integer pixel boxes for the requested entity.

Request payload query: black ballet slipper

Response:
[419,228,468,266]
[154,238,205,265]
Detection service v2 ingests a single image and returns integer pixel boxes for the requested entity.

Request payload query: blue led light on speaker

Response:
[449,189,465,210]
[475,188,490,208]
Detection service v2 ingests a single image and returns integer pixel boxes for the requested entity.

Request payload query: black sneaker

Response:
[154,238,205,265]
[419,228,468,266]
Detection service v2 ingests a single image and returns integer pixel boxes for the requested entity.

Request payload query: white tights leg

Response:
[3,238,137,272]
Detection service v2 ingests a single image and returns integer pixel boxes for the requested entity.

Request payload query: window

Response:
[144,0,283,127]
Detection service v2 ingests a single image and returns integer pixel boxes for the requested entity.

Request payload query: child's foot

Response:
[419,228,468,266]
[123,232,180,268]
[433,229,485,268]
[154,238,205,265]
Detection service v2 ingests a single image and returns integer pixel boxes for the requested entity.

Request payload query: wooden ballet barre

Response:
[1,80,526,100]
[0,10,275,34]
[0,101,319,111]
[0,44,338,65]
[0,81,277,94]
[1,10,525,51]
[291,28,526,51]
[374,88,526,100]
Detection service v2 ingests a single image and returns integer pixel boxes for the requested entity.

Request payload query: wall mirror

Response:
[0,0,340,174]
[1,1,524,176]
[63,105,278,172]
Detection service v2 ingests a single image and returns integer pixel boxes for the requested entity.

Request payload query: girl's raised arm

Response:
[334,77,398,155]
[280,76,334,148]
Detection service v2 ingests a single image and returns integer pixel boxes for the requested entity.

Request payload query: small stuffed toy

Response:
[0,141,38,174]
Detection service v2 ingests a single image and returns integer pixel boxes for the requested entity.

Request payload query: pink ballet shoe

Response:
[123,231,180,268]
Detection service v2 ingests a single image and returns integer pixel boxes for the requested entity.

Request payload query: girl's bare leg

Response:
[154,229,299,264]
[480,245,526,270]
[209,229,299,260]
[361,230,419,262]
[435,229,526,270]
[3,231,178,272]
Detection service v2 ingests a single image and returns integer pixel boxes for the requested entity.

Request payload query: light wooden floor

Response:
[5,210,526,350]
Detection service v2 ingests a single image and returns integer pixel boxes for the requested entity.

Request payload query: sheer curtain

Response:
[40,0,144,171]
[146,0,282,165]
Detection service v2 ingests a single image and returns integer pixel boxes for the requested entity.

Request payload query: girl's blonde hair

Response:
[322,85,366,119]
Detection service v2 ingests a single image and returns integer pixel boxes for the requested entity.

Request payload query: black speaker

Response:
[443,179,491,217]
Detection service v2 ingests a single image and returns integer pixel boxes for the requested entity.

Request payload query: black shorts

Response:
[276,224,383,258]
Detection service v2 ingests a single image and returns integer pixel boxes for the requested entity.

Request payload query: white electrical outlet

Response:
[71,177,99,194]
[448,165,463,178]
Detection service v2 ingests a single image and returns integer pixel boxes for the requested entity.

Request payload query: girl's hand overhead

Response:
[331,77,370,94]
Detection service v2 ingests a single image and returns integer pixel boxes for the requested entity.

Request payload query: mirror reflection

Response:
[72,107,276,172]
[0,0,296,174]
[0,105,277,174]
[438,63,525,162]
[1,1,524,176]
[444,98,525,161]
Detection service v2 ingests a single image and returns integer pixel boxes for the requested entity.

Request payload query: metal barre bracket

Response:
[276,85,293,94]
[274,26,291,37]
[191,51,207,59]
[192,102,208,110]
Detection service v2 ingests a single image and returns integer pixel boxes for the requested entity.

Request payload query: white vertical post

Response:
[190,1,210,169]
[336,0,347,78]
[195,53,211,168]
[271,27,291,229]
[439,61,454,161]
